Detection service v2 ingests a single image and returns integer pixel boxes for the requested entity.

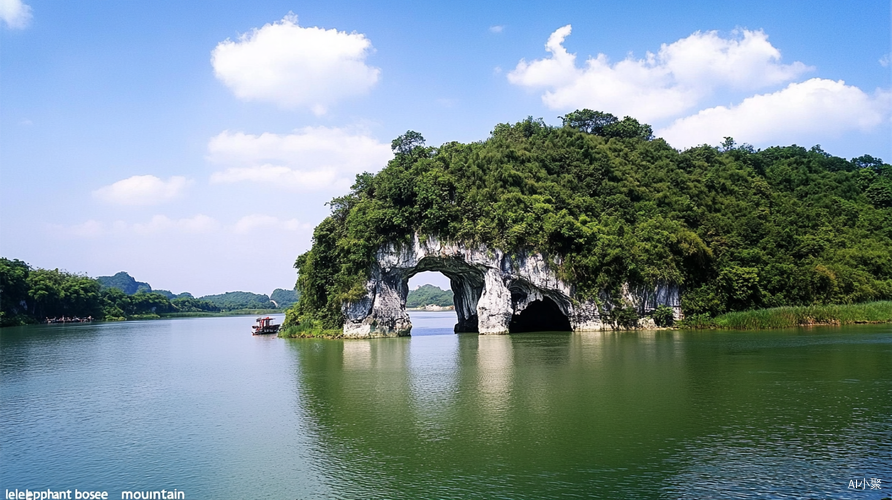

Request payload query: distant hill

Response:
[406,284,453,308]
[96,271,296,310]
[198,291,273,310]
[270,288,300,308]
[153,289,176,299]
[97,272,152,295]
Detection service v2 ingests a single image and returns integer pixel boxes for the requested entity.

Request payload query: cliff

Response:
[287,113,892,338]
[342,235,680,337]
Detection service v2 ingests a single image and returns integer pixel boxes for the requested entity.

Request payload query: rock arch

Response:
[341,235,681,338]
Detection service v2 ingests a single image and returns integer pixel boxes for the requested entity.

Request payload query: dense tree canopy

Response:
[406,284,454,308]
[270,288,300,308]
[199,291,274,310]
[97,271,153,294]
[0,261,288,326]
[289,110,892,329]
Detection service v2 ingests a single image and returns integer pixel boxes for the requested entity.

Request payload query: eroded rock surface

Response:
[342,235,681,338]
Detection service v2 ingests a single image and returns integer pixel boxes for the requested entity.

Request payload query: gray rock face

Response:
[341,235,682,338]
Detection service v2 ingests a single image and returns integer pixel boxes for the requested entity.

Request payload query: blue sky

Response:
[1,0,889,296]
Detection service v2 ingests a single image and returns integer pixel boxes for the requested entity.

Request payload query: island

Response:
[282,110,892,338]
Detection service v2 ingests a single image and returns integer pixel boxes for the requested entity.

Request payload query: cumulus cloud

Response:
[233,214,311,234]
[658,79,892,149]
[0,0,32,29]
[211,13,380,114]
[489,25,504,34]
[207,126,392,191]
[508,26,811,122]
[93,175,191,206]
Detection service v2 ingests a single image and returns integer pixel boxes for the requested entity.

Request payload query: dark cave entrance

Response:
[509,297,572,333]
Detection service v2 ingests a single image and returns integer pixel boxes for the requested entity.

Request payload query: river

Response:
[1,312,890,499]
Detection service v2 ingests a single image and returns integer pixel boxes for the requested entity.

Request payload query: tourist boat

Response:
[252,316,280,335]
[46,316,93,324]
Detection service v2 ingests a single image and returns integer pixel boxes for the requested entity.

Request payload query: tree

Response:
[391,131,426,156]
[0,258,31,325]
[601,116,654,140]
[560,109,618,135]
[287,113,892,328]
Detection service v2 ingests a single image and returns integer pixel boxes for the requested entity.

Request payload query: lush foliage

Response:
[199,291,274,310]
[270,288,300,308]
[169,296,219,313]
[284,111,891,330]
[677,301,892,330]
[651,305,675,327]
[97,271,153,295]
[0,259,291,325]
[1,259,104,324]
[405,284,454,308]
[1,259,175,324]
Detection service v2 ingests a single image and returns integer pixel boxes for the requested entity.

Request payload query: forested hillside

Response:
[200,291,273,310]
[97,271,152,294]
[290,110,892,329]
[406,284,454,308]
[0,262,296,325]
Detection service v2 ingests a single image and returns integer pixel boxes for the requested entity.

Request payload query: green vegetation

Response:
[287,110,892,331]
[406,284,454,308]
[678,301,892,330]
[279,306,342,338]
[169,296,220,313]
[270,288,300,308]
[1,259,290,326]
[651,305,675,327]
[97,271,153,295]
[1,259,176,324]
[200,291,273,310]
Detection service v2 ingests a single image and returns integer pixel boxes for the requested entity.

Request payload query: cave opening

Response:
[405,261,483,334]
[509,297,572,333]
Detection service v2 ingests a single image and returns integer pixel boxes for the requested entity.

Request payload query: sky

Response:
[1,0,890,296]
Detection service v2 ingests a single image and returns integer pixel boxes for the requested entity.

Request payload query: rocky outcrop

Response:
[341,235,681,338]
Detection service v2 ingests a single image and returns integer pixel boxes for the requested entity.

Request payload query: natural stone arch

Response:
[341,234,682,338]
[406,256,485,333]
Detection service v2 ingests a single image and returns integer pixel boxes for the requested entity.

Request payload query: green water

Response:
[1,314,890,499]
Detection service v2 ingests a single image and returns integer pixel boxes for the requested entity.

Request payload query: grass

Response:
[678,301,892,330]
[278,320,342,339]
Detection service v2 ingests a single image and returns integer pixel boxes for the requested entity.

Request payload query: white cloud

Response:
[211,13,380,114]
[233,214,311,234]
[0,0,32,29]
[207,126,392,191]
[508,26,811,122]
[489,25,504,34]
[93,175,191,206]
[658,78,892,149]
[880,54,890,68]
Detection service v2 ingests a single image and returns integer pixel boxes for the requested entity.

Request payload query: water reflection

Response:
[475,335,514,419]
[287,325,892,499]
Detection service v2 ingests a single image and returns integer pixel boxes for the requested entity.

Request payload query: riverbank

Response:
[679,301,892,330]
[407,305,455,312]
[278,321,343,339]
[100,309,284,322]
[160,309,281,318]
